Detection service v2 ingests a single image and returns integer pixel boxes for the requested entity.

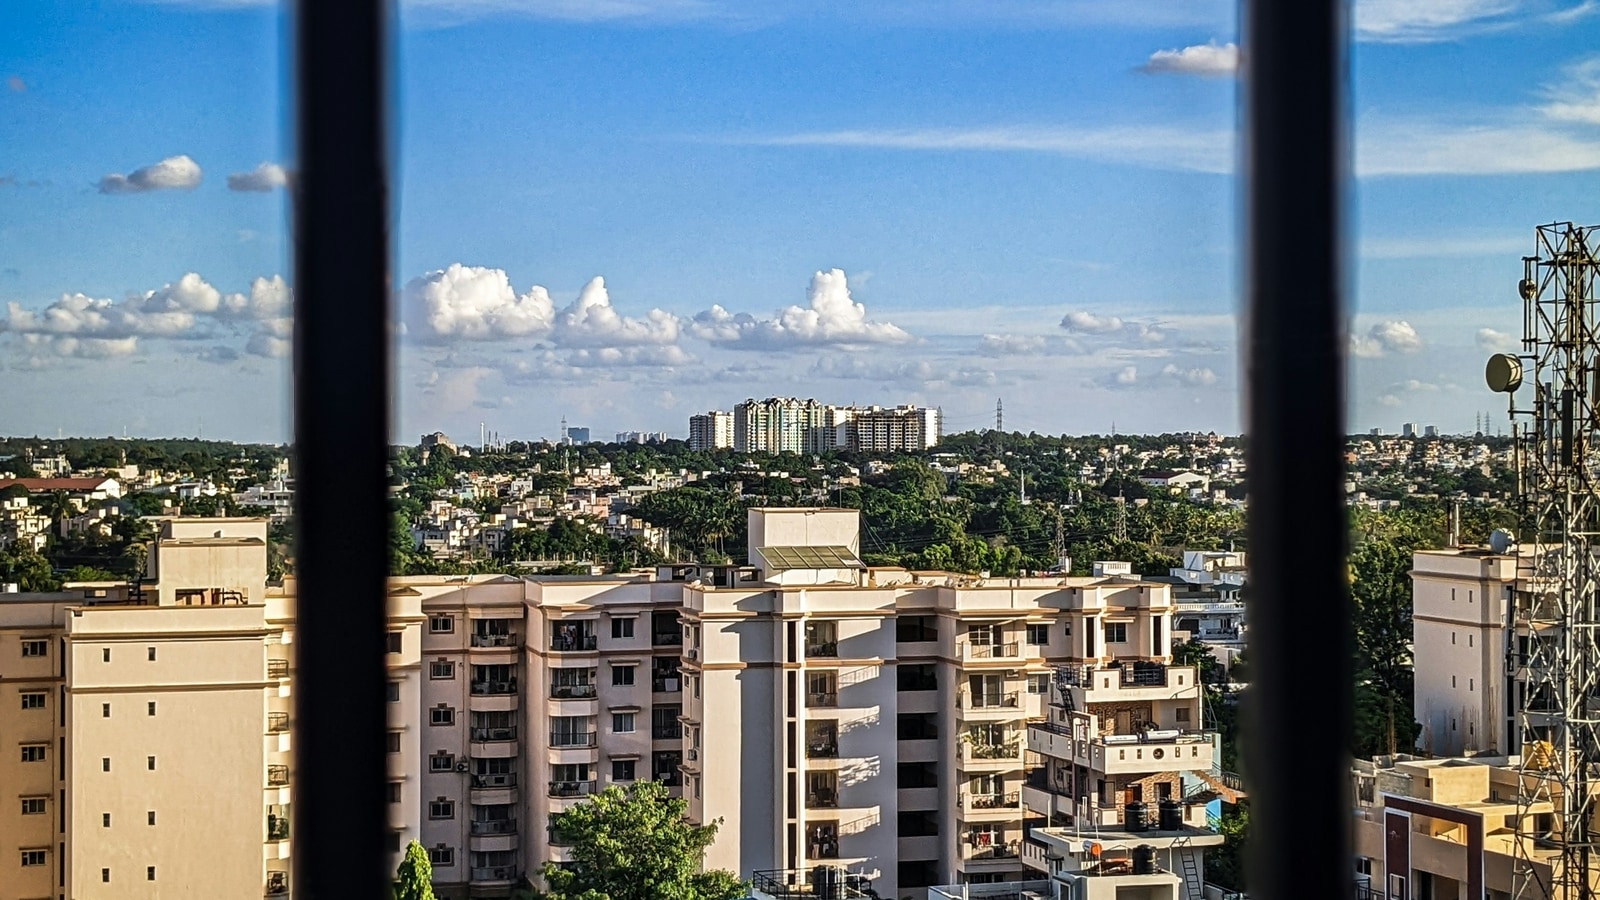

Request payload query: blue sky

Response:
[2,0,1599,442]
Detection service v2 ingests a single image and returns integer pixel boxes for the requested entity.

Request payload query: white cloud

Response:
[1358,119,1600,176]
[404,264,556,340]
[1476,328,1520,353]
[1159,363,1219,386]
[98,155,202,194]
[1061,311,1125,334]
[22,334,140,359]
[977,334,1050,356]
[565,345,695,367]
[1113,365,1139,386]
[220,275,292,321]
[1354,0,1519,41]
[1351,320,1422,357]
[557,277,679,346]
[227,162,289,192]
[1141,41,1238,77]
[691,269,910,349]
[1542,56,1600,125]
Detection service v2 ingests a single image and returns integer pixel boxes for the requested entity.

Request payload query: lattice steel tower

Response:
[1488,222,1600,900]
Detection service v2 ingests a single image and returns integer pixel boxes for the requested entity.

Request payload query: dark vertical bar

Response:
[1242,0,1349,899]
[292,0,391,897]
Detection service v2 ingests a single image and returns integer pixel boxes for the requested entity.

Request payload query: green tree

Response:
[394,839,436,900]
[0,543,60,592]
[543,781,745,900]
[1206,802,1249,891]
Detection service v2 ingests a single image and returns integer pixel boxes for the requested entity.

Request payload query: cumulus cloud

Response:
[97,155,202,194]
[1159,363,1219,386]
[564,345,695,367]
[21,334,139,359]
[1113,365,1139,387]
[1350,320,1422,357]
[1060,311,1169,344]
[557,277,679,346]
[690,269,910,349]
[977,334,1051,356]
[1476,328,1519,353]
[405,264,556,340]
[1141,41,1238,76]
[226,162,289,192]
[220,275,292,321]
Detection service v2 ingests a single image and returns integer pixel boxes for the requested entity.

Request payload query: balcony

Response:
[267,813,290,841]
[549,779,598,798]
[471,726,517,742]
[960,641,1021,661]
[550,684,597,700]
[653,676,681,693]
[1028,722,1216,774]
[964,839,1021,861]
[653,724,682,740]
[470,818,518,835]
[752,868,875,900]
[471,866,516,882]
[958,690,1021,710]
[266,872,289,897]
[267,765,289,786]
[806,690,839,708]
[550,731,598,748]
[551,634,599,652]
[807,790,840,809]
[471,632,518,648]
[806,739,839,759]
[267,658,289,679]
[961,791,1021,812]
[471,679,518,696]
[652,630,683,646]
[472,772,518,788]
[806,641,839,658]
[267,712,289,733]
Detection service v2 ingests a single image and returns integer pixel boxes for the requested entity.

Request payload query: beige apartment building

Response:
[1411,549,1518,757]
[4,507,1201,900]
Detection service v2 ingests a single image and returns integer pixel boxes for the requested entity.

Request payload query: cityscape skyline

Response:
[3,2,1600,441]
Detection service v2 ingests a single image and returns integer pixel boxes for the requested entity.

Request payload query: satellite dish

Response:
[1519,278,1537,301]
[1490,529,1515,555]
[1486,354,1523,394]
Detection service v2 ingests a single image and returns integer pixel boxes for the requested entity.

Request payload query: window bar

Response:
[1242,1,1351,899]
[291,0,392,897]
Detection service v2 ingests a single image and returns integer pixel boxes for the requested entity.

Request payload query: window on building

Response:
[387,681,401,702]
[429,800,454,819]
[103,813,111,827]
[613,713,636,733]
[1105,622,1128,644]
[429,615,454,633]
[20,850,47,867]
[21,798,46,815]
[103,648,111,662]
[1026,674,1050,694]
[103,702,111,717]
[148,701,156,716]
[21,692,45,709]
[1177,707,1192,723]
[805,621,838,657]
[430,753,455,772]
[148,866,156,881]
[388,783,402,804]
[613,664,635,686]
[430,660,455,679]
[21,639,48,657]
[896,615,937,642]
[387,732,402,753]
[612,759,636,781]
[611,617,635,639]
[103,868,111,883]
[1026,624,1050,646]
[387,632,403,654]
[21,745,46,763]
[148,647,156,661]
[147,756,156,770]
[428,846,454,866]
[148,811,156,825]
[431,706,455,726]
[897,663,937,692]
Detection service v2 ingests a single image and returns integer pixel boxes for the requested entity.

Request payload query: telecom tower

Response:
[1486,222,1600,899]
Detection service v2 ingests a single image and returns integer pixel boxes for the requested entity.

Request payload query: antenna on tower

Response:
[996,398,1003,433]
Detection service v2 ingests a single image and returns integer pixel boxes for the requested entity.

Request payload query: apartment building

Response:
[836,405,941,453]
[733,398,839,454]
[1411,549,1517,757]
[688,411,734,451]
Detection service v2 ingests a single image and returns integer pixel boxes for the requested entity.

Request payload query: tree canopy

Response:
[542,781,745,900]
[394,839,436,900]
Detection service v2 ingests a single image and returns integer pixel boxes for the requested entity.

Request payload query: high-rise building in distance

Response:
[726,398,939,454]
[687,411,734,451]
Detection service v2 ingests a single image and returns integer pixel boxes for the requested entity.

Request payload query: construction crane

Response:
[1486,222,1600,899]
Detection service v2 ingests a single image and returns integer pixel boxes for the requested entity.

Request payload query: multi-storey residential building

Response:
[688,411,734,451]
[837,405,941,453]
[733,398,837,454]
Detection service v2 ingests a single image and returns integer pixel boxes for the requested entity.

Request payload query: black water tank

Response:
[1124,800,1147,832]
[1132,844,1157,875]
[1158,798,1184,831]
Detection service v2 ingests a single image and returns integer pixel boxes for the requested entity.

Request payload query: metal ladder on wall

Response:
[1172,836,1204,900]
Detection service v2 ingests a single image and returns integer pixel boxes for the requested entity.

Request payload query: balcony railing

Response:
[962,642,1021,660]
[471,632,518,648]
[267,814,290,841]
[267,659,289,679]
[959,690,1020,709]
[470,818,518,835]
[806,641,839,658]
[551,635,598,652]
[653,676,681,693]
[966,839,1021,860]
[807,789,840,809]
[961,791,1020,810]
[549,827,576,846]
[267,765,289,786]
[550,730,598,748]
[266,872,289,896]
[653,724,682,740]
[267,712,289,733]
[806,740,840,759]
[898,673,938,691]
[550,684,597,700]
[807,690,839,708]
[471,679,518,695]
[752,868,874,900]
[1056,663,1179,690]
[652,631,683,646]
[471,866,516,882]
[549,779,598,798]
[471,772,517,788]
[964,740,1021,760]
[470,726,517,742]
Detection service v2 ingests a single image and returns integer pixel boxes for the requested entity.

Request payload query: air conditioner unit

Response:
[456,761,470,773]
